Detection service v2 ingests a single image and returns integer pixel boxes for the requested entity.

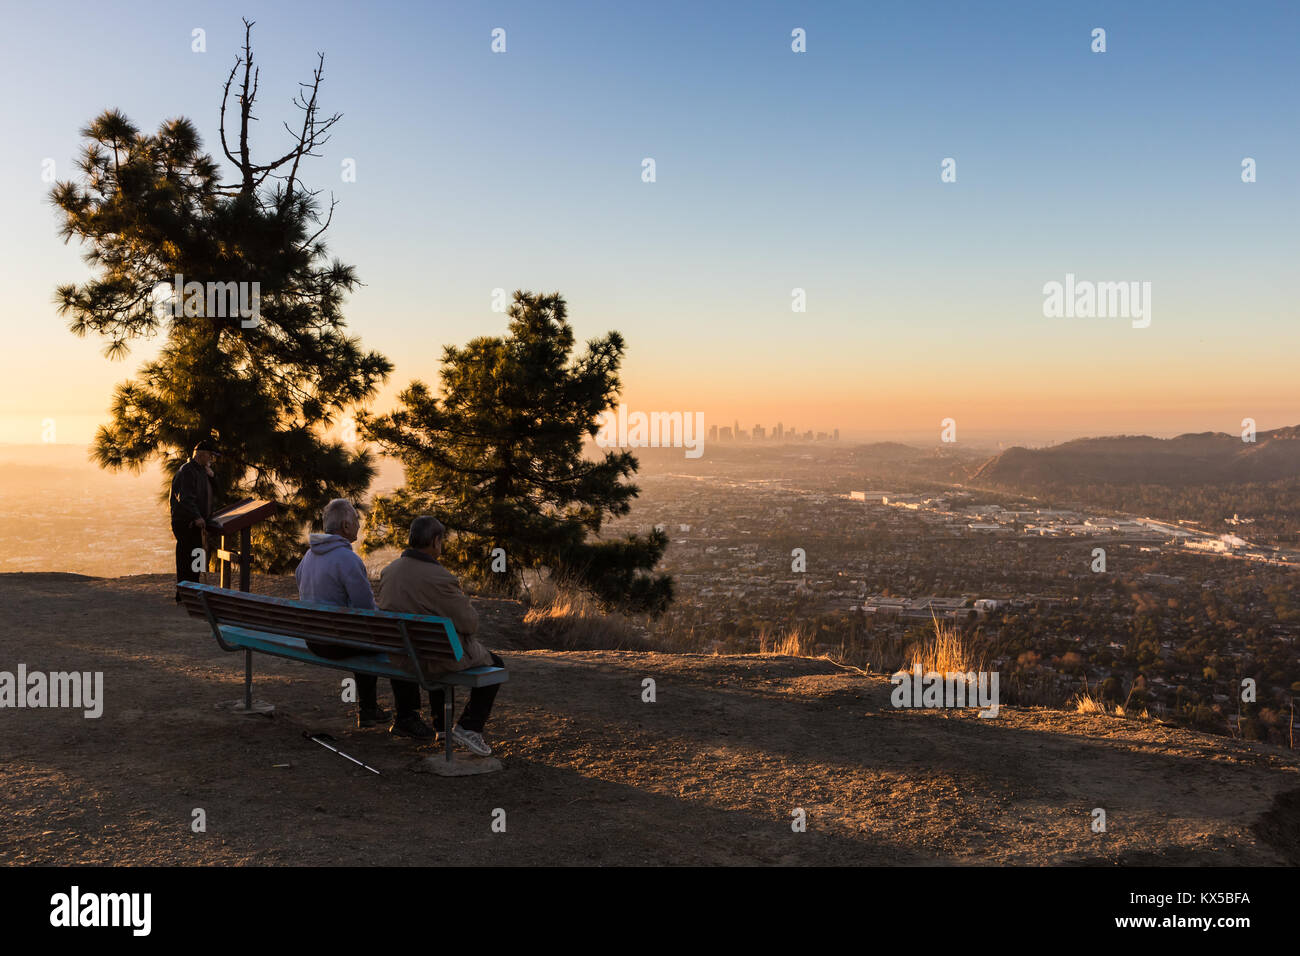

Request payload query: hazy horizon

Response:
[6,413,1295,456]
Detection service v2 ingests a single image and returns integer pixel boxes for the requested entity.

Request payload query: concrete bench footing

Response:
[215,698,276,716]
[414,755,503,776]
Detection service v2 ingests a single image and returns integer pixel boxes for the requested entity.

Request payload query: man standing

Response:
[377,515,503,757]
[295,498,393,728]
[170,439,219,599]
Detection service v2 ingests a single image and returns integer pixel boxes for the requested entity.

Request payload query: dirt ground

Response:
[1,572,1297,866]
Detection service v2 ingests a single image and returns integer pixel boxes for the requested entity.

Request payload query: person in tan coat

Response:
[376,515,503,756]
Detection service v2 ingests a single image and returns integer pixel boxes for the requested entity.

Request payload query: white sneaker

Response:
[452,725,492,757]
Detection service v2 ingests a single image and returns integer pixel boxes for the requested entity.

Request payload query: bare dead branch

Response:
[218,58,243,170]
[214,19,343,222]
[237,19,257,193]
[301,194,338,251]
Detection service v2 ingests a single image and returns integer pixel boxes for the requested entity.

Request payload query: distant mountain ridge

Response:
[970,425,1300,488]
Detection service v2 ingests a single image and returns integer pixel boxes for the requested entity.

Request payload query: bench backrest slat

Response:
[177,582,463,664]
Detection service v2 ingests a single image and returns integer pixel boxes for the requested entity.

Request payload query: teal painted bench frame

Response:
[178,581,507,761]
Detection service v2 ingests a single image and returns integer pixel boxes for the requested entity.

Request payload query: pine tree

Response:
[49,20,390,571]
[361,291,673,615]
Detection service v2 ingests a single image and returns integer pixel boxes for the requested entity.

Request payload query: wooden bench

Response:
[178,581,507,761]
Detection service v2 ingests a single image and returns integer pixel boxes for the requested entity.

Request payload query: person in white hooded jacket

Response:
[294,498,395,728]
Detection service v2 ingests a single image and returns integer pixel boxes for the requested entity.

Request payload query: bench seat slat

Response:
[217,625,507,688]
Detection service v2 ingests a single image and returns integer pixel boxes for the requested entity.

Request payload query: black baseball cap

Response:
[193,439,220,455]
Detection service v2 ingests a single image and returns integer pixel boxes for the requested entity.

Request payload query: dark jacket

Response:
[170,459,215,528]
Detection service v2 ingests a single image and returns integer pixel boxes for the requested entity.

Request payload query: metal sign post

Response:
[211,498,277,593]
[208,498,279,716]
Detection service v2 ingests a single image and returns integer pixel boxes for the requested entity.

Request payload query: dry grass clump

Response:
[755,616,989,685]
[522,576,648,651]
[1071,680,1150,719]
[756,624,818,657]
[906,617,986,676]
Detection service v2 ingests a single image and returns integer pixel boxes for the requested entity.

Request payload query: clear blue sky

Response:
[2,0,1297,444]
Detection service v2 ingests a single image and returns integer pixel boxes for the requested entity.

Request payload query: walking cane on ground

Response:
[302,731,381,775]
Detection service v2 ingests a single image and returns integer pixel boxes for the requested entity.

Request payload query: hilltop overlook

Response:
[2,572,1297,866]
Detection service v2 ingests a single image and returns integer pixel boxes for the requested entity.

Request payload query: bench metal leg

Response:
[445,686,454,762]
[216,651,273,716]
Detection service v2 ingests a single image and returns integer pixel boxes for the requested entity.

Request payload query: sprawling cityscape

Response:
[9,434,1297,752]
[605,445,1300,747]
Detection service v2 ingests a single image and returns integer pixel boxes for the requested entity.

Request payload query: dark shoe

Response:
[357,707,391,728]
[389,714,435,740]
